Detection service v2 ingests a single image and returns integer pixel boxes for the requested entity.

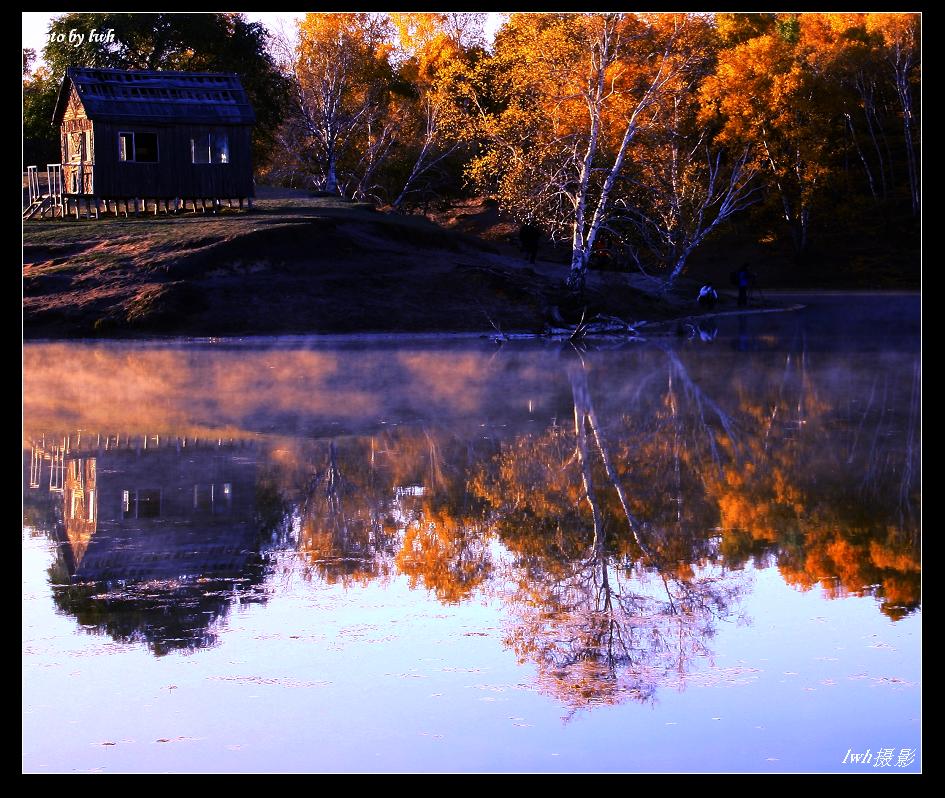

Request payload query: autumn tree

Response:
[292,13,395,195]
[865,13,920,214]
[268,12,481,204]
[609,15,761,284]
[795,14,887,202]
[386,13,486,210]
[700,14,836,253]
[460,13,710,290]
[700,12,920,257]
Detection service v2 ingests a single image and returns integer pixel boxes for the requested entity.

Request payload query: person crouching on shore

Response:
[698,284,718,310]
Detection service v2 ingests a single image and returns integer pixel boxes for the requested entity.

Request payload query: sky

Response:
[22,12,505,65]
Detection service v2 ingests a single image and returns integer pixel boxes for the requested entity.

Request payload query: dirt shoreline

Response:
[23,306,809,347]
[23,194,800,340]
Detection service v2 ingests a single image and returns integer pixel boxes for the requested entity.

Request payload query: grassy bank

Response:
[24,192,720,339]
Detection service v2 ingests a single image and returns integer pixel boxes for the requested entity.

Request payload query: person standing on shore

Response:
[519,221,541,264]
[735,264,752,307]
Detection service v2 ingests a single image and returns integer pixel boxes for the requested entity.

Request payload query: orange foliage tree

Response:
[293,13,395,195]
[459,13,709,290]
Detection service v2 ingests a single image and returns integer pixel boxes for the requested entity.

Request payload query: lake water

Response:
[22,294,921,773]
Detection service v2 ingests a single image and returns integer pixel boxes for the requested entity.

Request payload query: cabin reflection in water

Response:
[28,434,269,654]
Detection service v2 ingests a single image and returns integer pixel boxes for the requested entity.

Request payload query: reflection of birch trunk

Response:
[508,362,748,711]
[572,369,604,552]
[900,358,920,530]
[859,376,889,495]
[764,353,791,453]
[573,357,743,611]
[663,348,741,468]
[327,442,344,523]
[569,361,656,565]
[668,365,682,527]
[846,373,877,465]
[305,440,349,538]
[424,429,448,494]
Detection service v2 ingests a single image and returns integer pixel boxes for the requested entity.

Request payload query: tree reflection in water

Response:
[24,335,919,697]
[476,356,747,712]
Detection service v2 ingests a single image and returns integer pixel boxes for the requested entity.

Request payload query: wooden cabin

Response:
[32,67,256,218]
[27,434,260,582]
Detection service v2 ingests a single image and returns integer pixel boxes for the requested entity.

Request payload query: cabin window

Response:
[118,131,159,162]
[118,133,131,161]
[193,483,213,511]
[136,132,158,161]
[211,131,229,163]
[122,488,162,519]
[193,483,233,514]
[191,135,210,164]
[191,131,229,164]
[137,489,161,517]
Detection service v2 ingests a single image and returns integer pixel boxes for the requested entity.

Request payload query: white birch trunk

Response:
[566,43,606,292]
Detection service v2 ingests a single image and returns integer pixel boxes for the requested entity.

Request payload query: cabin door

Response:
[66,130,93,195]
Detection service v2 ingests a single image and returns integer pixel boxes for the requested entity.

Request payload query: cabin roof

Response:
[52,67,256,126]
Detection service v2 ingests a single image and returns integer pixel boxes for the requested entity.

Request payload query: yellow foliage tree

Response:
[294,12,394,194]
